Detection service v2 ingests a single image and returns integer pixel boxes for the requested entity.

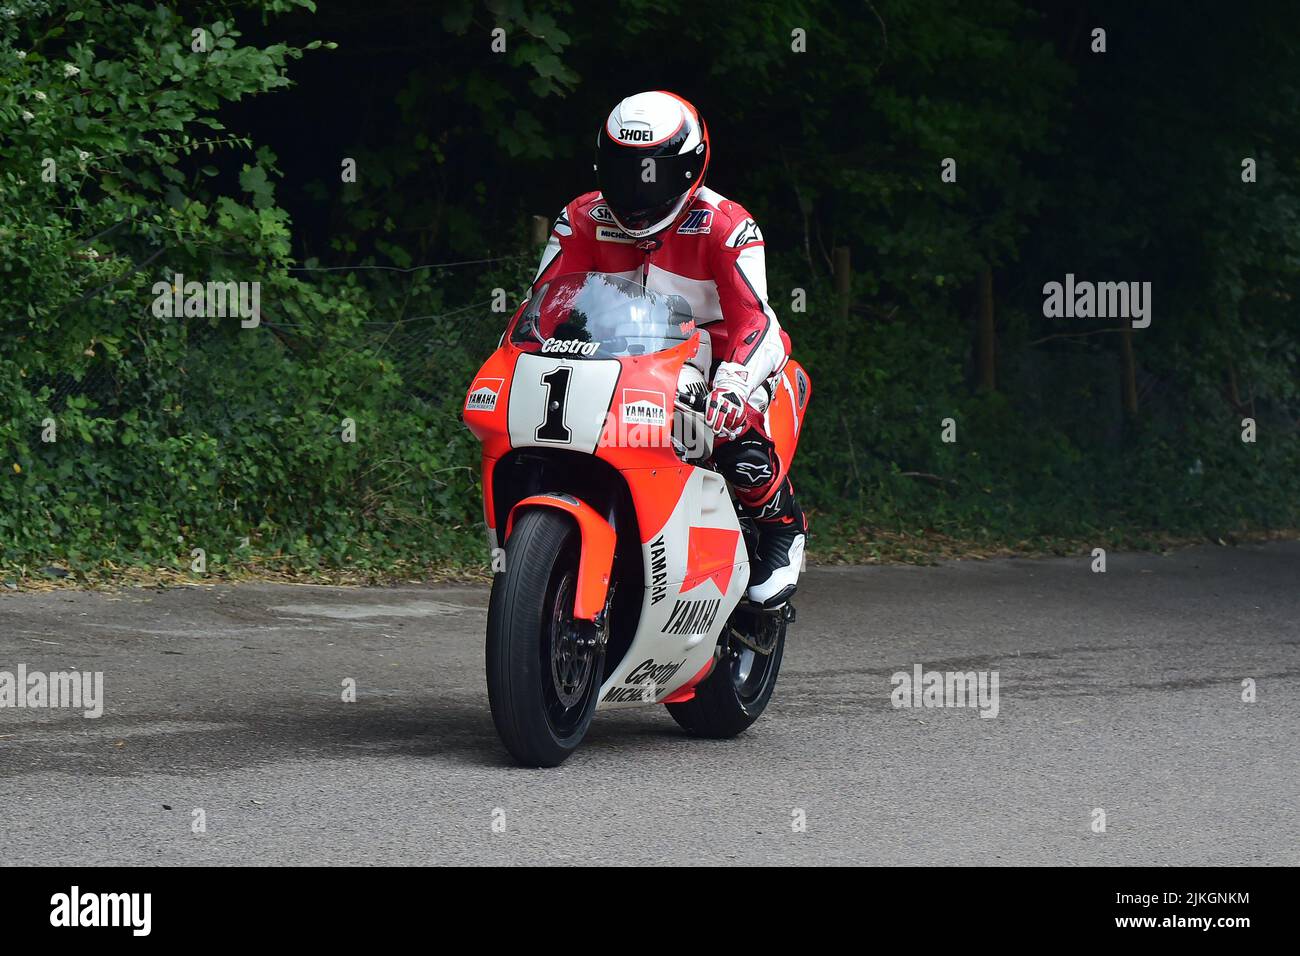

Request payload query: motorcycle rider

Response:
[531,90,806,607]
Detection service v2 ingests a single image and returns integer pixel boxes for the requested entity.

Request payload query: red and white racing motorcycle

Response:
[463,272,810,766]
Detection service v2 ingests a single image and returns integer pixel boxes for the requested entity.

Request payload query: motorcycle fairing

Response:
[465,333,699,541]
[507,353,623,454]
[596,466,748,709]
[465,321,754,695]
[759,358,812,493]
[591,360,810,707]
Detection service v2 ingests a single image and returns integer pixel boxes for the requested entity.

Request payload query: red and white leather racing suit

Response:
[532,186,794,515]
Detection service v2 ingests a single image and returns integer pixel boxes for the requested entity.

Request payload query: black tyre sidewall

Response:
[666,623,784,738]
[486,509,599,766]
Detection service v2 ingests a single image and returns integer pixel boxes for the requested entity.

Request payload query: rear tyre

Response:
[486,508,602,767]
[665,610,785,738]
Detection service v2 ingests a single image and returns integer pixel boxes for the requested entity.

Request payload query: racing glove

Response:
[705,361,752,437]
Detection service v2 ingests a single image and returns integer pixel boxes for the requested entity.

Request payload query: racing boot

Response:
[742,479,806,608]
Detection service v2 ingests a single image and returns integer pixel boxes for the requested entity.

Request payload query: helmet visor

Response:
[597,139,704,233]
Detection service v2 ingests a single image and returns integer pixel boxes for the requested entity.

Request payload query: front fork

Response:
[579,582,616,654]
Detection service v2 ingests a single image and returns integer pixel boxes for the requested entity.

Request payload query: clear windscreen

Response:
[510,272,696,359]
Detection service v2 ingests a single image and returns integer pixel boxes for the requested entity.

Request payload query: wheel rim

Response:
[727,627,779,706]
[543,567,597,734]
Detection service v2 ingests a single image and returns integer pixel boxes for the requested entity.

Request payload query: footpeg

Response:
[727,599,792,656]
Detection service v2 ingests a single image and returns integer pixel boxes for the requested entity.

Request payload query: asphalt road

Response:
[2,542,1296,866]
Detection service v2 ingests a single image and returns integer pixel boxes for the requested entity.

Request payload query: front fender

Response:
[506,493,616,621]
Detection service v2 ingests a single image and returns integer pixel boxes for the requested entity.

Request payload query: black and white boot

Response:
[744,483,807,608]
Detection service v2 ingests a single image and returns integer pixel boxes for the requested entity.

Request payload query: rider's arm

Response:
[710,214,788,401]
[532,203,594,289]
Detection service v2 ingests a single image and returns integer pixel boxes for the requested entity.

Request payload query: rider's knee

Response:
[713,434,776,490]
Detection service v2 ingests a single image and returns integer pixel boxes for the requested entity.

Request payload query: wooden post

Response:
[833,246,851,320]
[1119,322,1139,418]
[530,215,549,247]
[976,266,996,392]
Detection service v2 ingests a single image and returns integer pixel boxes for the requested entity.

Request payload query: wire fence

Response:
[37,252,536,416]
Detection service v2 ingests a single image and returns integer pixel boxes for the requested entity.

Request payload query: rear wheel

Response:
[665,605,785,738]
[486,509,602,766]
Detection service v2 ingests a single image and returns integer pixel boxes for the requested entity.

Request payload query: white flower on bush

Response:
[15,50,26,60]
[3,8,18,19]
[33,90,46,101]
[77,150,90,162]
[63,63,81,78]
[21,109,34,121]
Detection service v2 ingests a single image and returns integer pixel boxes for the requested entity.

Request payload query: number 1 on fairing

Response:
[536,366,573,443]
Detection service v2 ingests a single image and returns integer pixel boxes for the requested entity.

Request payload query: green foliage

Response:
[1,0,1296,579]
[0,0,485,575]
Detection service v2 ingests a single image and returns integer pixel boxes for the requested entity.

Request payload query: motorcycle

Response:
[463,271,810,766]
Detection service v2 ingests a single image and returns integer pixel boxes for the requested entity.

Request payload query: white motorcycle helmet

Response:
[595,91,710,239]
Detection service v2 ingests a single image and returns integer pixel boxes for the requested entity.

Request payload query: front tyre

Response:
[665,608,785,738]
[486,508,602,767]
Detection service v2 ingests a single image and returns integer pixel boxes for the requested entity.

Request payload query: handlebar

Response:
[674,386,708,414]
[674,387,740,443]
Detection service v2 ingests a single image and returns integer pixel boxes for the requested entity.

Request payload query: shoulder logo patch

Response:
[677,209,713,235]
[727,219,763,248]
[589,205,618,225]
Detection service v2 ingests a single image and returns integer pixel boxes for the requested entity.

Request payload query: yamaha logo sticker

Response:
[648,534,668,605]
[660,597,722,636]
[621,389,666,427]
[465,377,503,412]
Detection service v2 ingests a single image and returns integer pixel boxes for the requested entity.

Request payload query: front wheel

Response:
[666,606,785,738]
[486,508,602,767]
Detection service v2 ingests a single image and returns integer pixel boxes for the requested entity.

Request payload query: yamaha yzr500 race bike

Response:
[463,272,810,766]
